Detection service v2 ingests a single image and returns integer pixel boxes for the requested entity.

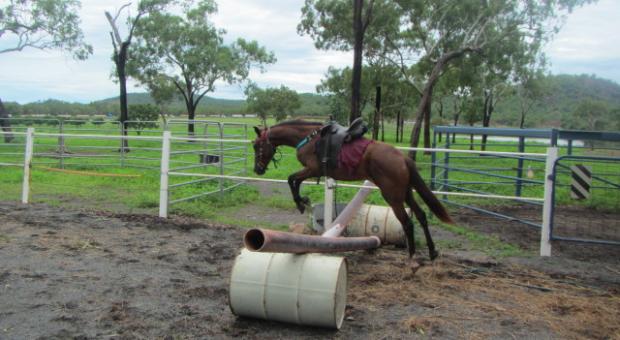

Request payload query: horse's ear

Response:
[253,126,262,137]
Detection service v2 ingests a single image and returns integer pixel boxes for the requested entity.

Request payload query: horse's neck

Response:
[270,125,318,148]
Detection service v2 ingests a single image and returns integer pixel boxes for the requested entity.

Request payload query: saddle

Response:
[316,117,369,173]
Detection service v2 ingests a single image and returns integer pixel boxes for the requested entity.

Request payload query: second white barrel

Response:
[347,204,407,246]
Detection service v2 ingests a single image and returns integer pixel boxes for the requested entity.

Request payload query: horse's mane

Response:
[272,119,323,128]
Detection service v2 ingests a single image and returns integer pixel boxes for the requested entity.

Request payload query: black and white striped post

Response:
[570,164,592,200]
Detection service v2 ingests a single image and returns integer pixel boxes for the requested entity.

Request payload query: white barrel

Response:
[348,204,407,246]
[229,249,347,329]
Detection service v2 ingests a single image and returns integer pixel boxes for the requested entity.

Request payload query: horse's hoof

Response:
[296,204,306,214]
[300,196,311,206]
[409,258,422,274]
[430,249,440,261]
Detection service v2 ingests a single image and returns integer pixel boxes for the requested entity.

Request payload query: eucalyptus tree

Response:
[299,0,400,123]
[105,0,169,146]
[245,84,301,125]
[128,0,275,135]
[385,0,594,158]
[316,66,376,124]
[300,0,594,159]
[0,0,91,142]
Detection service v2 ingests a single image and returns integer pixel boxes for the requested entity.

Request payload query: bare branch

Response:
[105,11,123,45]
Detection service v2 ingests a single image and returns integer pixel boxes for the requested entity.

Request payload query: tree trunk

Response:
[408,47,477,160]
[187,103,196,136]
[423,105,431,153]
[116,42,130,150]
[0,99,14,143]
[481,90,494,151]
[372,86,381,140]
[452,111,460,144]
[380,107,384,142]
[350,0,364,123]
[395,110,401,143]
[519,112,526,129]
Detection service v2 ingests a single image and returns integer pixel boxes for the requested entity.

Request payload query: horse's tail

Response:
[405,157,453,224]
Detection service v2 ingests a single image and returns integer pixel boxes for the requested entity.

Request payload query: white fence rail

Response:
[0,129,555,256]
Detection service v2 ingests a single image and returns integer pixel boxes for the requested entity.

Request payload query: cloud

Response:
[0,0,618,104]
[545,0,620,77]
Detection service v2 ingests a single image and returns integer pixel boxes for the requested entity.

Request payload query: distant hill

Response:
[493,74,620,128]
[93,93,247,114]
[5,74,618,131]
[93,92,330,116]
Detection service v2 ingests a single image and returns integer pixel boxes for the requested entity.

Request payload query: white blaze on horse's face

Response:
[253,127,274,175]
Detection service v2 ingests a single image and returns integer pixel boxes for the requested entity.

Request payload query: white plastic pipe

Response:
[323,177,335,228]
[21,128,34,204]
[159,131,171,218]
[322,180,374,237]
[540,147,558,256]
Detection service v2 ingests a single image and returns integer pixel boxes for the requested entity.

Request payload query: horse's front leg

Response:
[288,167,315,214]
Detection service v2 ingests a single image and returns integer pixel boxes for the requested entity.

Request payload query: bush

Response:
[125,104,159,135]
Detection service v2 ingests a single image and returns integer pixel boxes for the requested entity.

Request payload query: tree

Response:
[384,0,592,158]
[0,0,92,142]
[105,1,168,148]
[245,84,301,125]
[128,0,276,135]
[299,0,399,123]
[563,99,609,131]
[516,72,548,129]
[126,104,159,135]
[316,66,376,124]
[462,95,484,150]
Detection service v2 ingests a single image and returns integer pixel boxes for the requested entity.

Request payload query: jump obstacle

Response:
[229,180,395,329]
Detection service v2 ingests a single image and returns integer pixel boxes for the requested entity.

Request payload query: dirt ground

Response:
[1,200,619,340]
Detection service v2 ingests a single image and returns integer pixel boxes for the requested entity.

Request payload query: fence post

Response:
[58,120,65,169]
[430,131,437,190]
[442,133,451,199]
[324,177,335,228]
[515,136,525,197]
[22,127,34,204]
[540,146,558,256]
[218,122,225,195]
[159,131,171,218]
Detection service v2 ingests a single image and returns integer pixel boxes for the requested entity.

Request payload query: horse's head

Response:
[252,126,276,175]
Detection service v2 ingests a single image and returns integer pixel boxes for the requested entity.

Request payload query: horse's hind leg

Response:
[381,195,416,258]
[393,205,417,258]
[406,190,438,260]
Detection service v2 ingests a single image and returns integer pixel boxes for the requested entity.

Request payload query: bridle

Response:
[254,128,282,170]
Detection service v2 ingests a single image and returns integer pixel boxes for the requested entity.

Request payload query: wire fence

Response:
[2,121,619,255]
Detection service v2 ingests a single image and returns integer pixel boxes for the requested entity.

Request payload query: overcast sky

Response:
[0,0,618,104]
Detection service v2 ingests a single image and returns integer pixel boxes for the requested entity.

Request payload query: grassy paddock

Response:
[1,117,618,256]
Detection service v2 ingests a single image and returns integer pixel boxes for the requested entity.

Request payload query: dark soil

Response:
[1,201,619,339]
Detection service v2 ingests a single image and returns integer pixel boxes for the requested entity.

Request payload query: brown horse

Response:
[252,120,453,260]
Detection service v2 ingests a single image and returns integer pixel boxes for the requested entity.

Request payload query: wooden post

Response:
[324,177,335,228]
[540,147,558,256]
[159,131,171,218]
[22,128,34,204]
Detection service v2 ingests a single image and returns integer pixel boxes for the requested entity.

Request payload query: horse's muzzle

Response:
[254,166,266,175]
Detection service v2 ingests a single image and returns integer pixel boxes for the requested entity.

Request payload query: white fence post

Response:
[324,177,335,228]
[159,131,171,218]
[540,146,558,256]
[22,127,34,204]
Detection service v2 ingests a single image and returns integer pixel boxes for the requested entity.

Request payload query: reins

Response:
[257,127,281,169]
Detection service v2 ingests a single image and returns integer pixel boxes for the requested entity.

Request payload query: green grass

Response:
[1,117,618,257]
[436,221,527,258]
